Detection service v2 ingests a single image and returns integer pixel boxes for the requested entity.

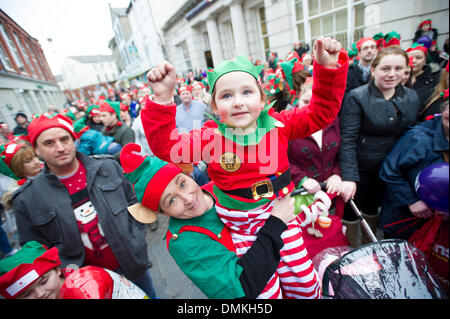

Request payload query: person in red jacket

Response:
[143,36,348,298]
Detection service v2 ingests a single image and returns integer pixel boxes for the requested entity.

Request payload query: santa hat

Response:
[28,114,77,146]
[0,142,26,181]
[120,143,183,223]
[178,85,192,94]
[99,101,121,121]
[191,81,204,90]
[0,241,61,299]
[119,103,129,112]
[356,37,375,51]
[406,43,428,57]
[87,105,100,116]
[384,31,401,47]
[419,19,432,29]
[372,32,385,49]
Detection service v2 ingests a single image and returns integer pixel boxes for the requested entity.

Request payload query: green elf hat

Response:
[86,105,101,117]
[384,31,401,47]
[372,32,385,49]
[406,42,428,57]
[0,142,24,180]
[73,117,90,139]
[207,55,264,95]
[347,42,358,58]
[0,241,61,299]
[280,58,304,93]
[99,101,122,121]
[264,73,284,97]
[120,143,183,223]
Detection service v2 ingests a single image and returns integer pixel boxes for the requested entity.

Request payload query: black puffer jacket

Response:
[412,64,441,110]
[338,81,420,182]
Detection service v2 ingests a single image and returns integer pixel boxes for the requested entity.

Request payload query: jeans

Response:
[107,142,122,155]
[0,226,13,257]
[115,267,157,299]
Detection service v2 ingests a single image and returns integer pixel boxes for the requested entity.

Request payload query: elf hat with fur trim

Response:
[406,42,428,57]
[0,142,25,180]
[28,114,77,146]
[99,101,122,120]
[120,143,183,223]
[0,241,61,299]
[207,55,264,94]
[356,36,376,51]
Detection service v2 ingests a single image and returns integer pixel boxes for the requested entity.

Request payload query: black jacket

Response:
[12,152,148,281]
[412,64,441,111]
[345,63,370,94]
[338,81,420,182]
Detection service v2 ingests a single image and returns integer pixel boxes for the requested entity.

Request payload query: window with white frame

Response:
[24,40,44,78]
[177,41,192,73]
[12,32,30,75]
[0,41,15,71]
[257,6,270,58]
[0,22,26,73]
[294,0,365,51]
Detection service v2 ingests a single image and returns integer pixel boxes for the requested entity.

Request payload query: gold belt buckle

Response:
[251,180,274,200]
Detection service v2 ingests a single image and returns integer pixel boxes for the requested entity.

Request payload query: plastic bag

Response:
[321,239,447,299]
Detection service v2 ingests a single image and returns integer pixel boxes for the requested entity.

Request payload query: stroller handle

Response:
[290,182,327,197]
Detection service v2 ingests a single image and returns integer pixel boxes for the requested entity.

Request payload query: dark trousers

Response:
[343,170,385,221]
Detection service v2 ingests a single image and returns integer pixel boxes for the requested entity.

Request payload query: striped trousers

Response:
[216,201,322,299]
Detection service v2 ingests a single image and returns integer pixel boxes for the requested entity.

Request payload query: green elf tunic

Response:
[165,183,287,299]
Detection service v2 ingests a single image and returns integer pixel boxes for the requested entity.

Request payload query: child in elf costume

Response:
[0,241,148,299]
[142,37,348,299]
[0,241,65,299]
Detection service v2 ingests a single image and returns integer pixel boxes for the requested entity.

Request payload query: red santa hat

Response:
[28,114,77,146]
[356,37,376,51]
[178,85,192,94]
[419,19,432,29]
[0,241,61,299]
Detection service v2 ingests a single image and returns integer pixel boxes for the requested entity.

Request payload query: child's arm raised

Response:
[278,36,349,140]
[147,61,177,104]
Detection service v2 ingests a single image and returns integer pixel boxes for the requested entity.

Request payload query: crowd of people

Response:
[0,19,448,299]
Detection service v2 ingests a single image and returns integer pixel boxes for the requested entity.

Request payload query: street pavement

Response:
[145,214,207,299]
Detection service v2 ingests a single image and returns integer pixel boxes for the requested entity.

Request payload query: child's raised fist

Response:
[313,37,343,69]
[147,61,177,103]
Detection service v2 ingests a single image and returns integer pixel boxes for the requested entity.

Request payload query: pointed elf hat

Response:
[280,58,304,92]
[406,42,428,57]
[384,31,401,47]
[264,73,284,97]
[0,142,25,180]
[207,55,264,94]
[120,143,183,223]
[0,241,61,299]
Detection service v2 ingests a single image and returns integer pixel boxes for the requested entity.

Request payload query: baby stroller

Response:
[312,199,447,299]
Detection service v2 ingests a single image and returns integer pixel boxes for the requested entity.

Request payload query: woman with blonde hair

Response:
[419,62,449,121]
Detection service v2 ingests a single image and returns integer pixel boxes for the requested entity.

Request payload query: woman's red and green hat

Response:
[120,143,182,212]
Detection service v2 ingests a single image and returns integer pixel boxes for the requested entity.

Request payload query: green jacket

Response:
[102,123,135,161]
[167,206,246,299]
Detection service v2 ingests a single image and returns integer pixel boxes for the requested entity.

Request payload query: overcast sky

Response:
[0,0,133,75]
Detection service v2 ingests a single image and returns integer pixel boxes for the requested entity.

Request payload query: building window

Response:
[0,41,15,71]
[0,22,26,73]
[258,7,270,58]
[13,32,30,76]
[177,41,192,73]
[25,40,45,79]
[295,0,365,50]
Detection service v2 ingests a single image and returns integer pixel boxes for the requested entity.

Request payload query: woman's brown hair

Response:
[371,45,409,71]
[9,146,37,179]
